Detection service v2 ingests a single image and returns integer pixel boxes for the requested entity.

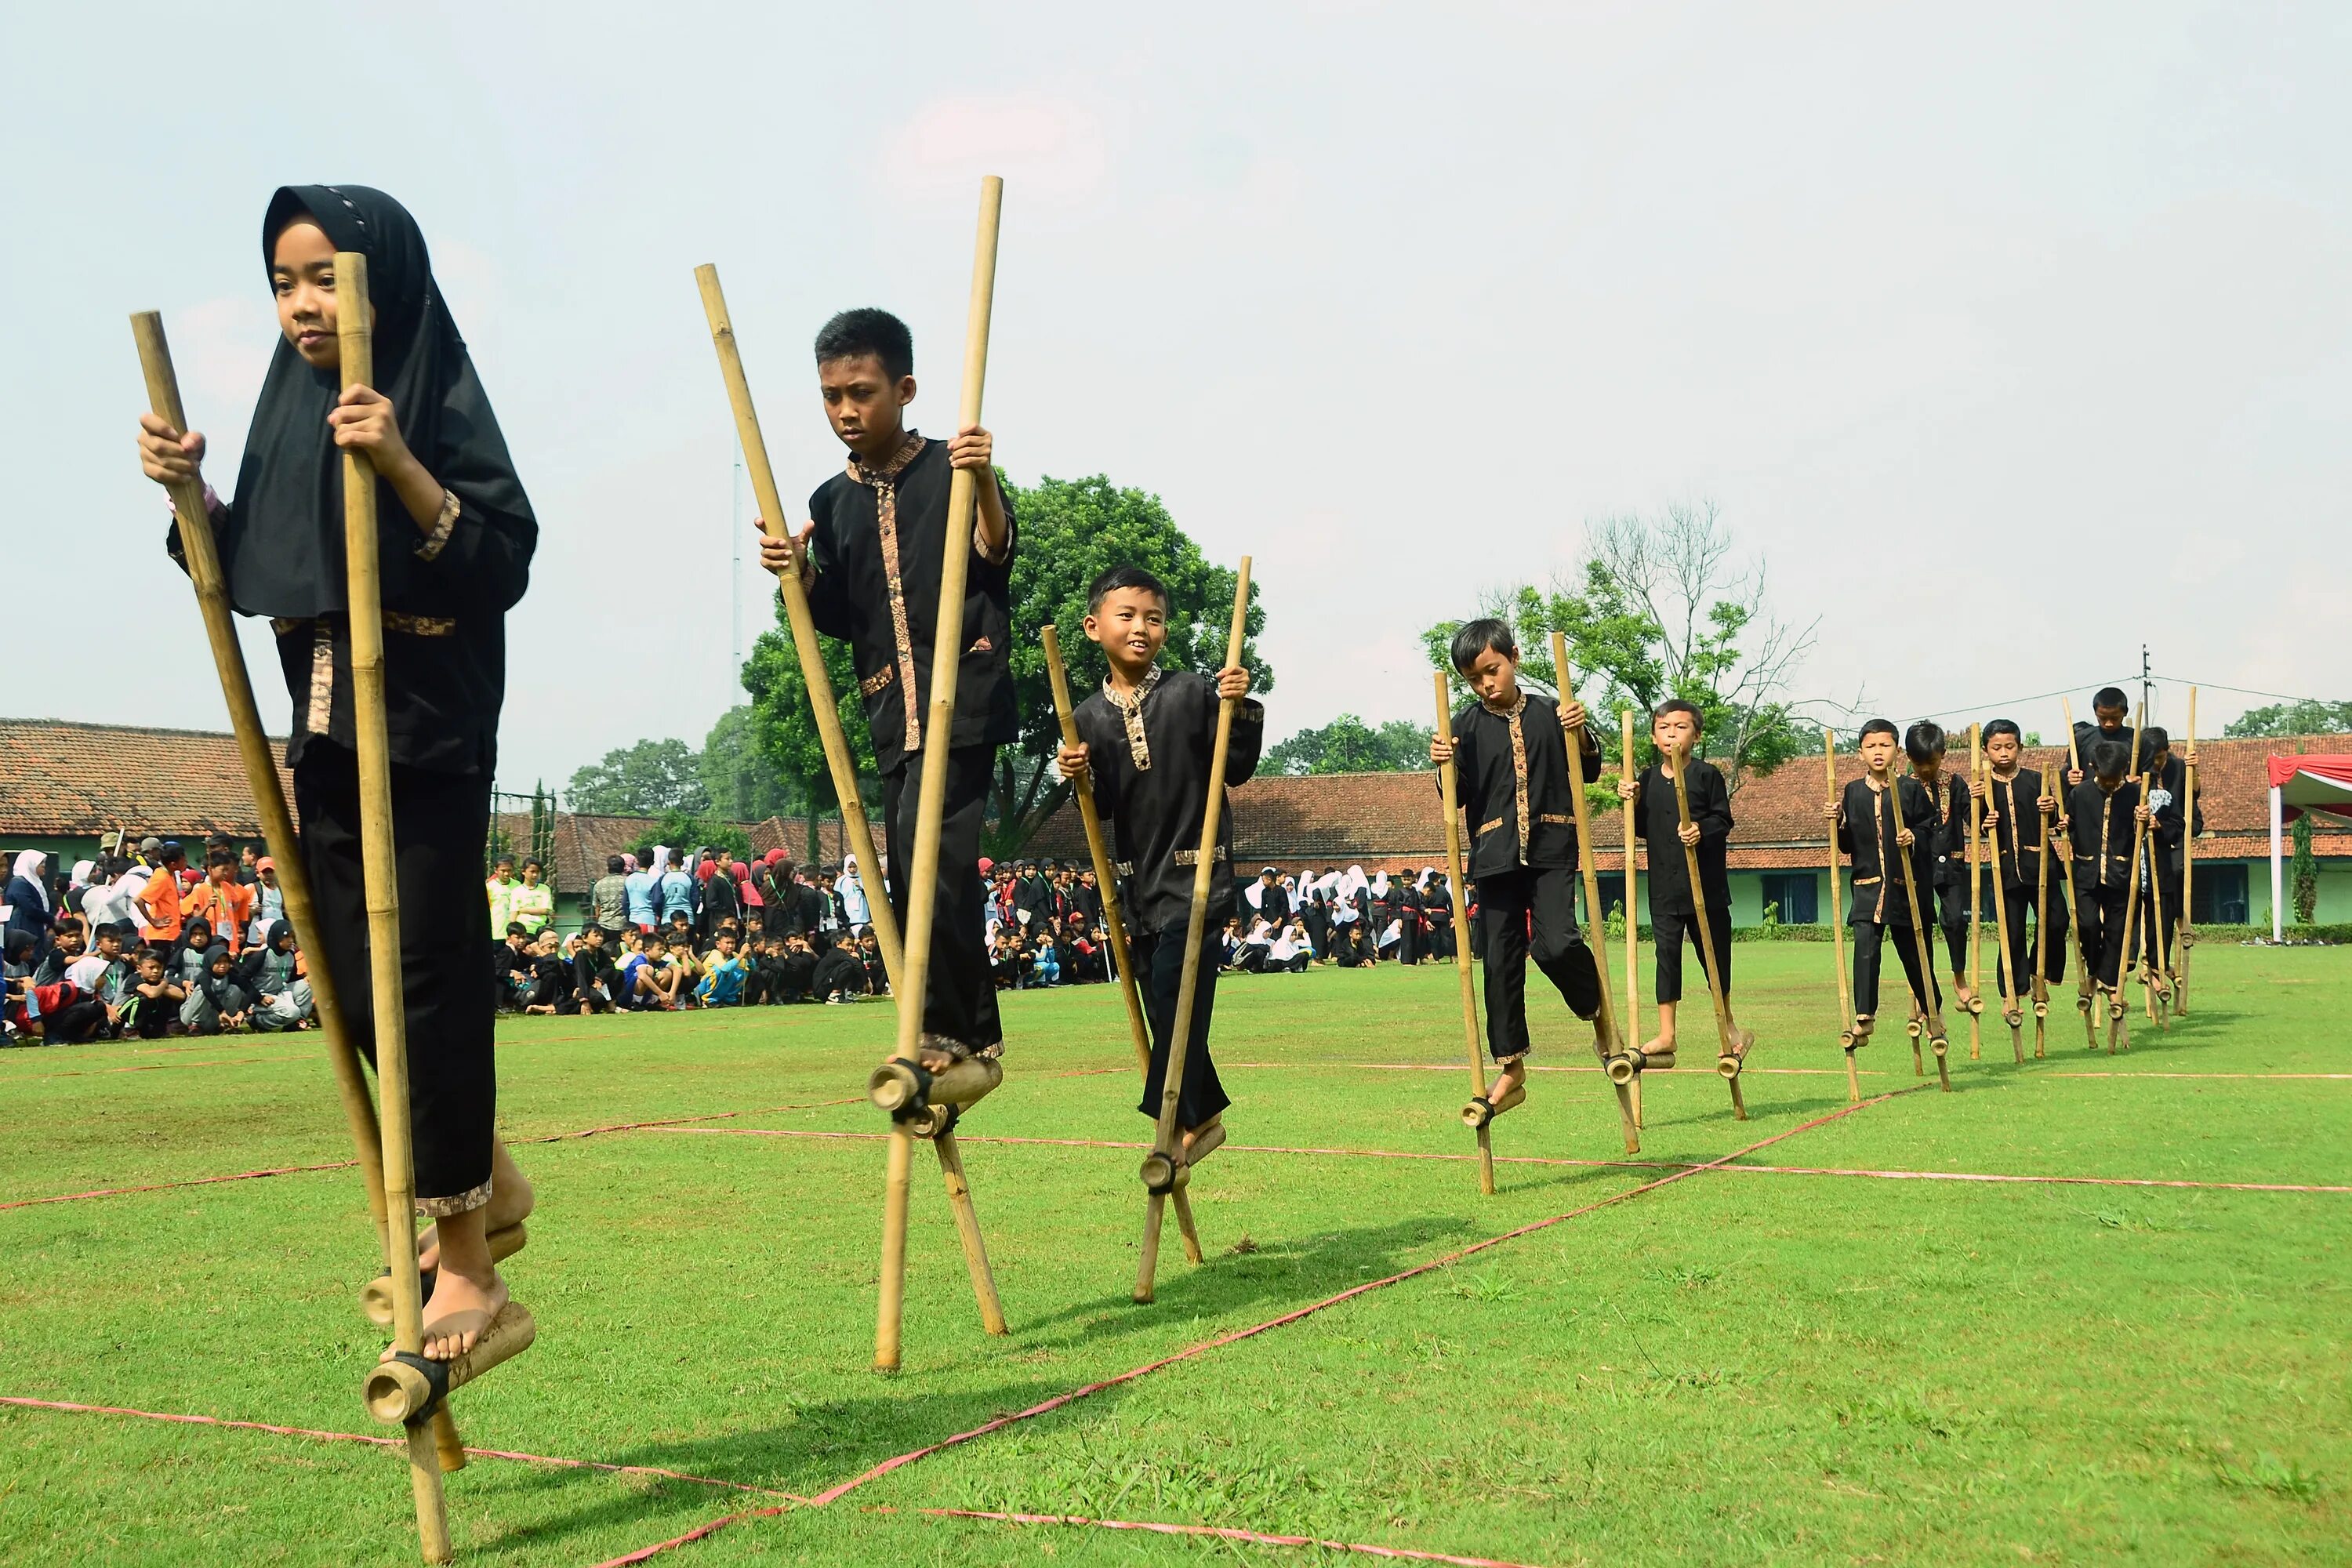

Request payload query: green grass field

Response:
[3,942,2347,1566]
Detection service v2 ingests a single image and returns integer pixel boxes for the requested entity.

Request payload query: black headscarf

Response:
[227,185,534,619]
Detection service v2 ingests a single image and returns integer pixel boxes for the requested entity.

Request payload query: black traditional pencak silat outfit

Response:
[2139,752,2201,972]
[1075,668,1264,1128]
[804,431,1015,1058]
[2068,775,2143,989]
[168,185,535,1215]
[1835,775,1939,1016]
[1983,764,2068,995]
[1442,691,1604,1062]
[1628,758,1733,1004]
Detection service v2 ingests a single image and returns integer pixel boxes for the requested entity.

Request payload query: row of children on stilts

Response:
[1428,612,2207,1181]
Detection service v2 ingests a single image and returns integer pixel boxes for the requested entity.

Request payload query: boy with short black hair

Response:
[1904,721,1977,1011]
[1621,699,1744,1062]
[2069,687,2136,785]
[1059,564,1259,1161]
[1822,719,1939,1045]
[1427,618,1607,1121]
[757,305,1014,1072]
[2137,725,2199,982]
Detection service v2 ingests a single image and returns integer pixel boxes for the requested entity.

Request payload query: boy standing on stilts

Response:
[2067,739,2140,1024]
[1973,720,2067,1033]
[1823,720,1939,1053]
[759,309,1014,1074]
[1058,567,1259,1166]
[1904,723,1978,1018]
[1620,700,1746,1065]
[1428,619,1609,1120]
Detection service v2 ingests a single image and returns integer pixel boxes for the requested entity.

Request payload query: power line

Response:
[2151,674,2347,708]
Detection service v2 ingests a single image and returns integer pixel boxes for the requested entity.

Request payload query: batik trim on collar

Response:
[1102,666,1165,772]
[845,431,928,752]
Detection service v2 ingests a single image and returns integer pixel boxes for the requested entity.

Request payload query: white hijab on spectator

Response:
[1370,870,1390,899]
[12,851,49,910]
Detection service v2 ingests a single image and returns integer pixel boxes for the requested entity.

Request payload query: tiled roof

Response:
[492,812,857,895]
[0,718,294,839]
[1022,732,2352,874]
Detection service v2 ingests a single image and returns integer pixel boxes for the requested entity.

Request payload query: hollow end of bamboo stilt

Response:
[362,1304,537,1425]
[1139,1150,1179,1194]
[1606,1052,1639,1085]
[1965,996,1986,1016]
[1905,1018,1924,1040]
[1715,1054,1742,1080]
[869,1059,924,1112]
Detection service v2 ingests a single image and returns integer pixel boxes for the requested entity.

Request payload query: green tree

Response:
[2223,699,2352,739]
[740,630,876,863]
[658,809,753,865]
[564,737,710,816]
[699,705,796,822]
[2291,814,2320,925]
[992,476,1270,852]
[1267,713,1433,775]
[1420,501,1817,797]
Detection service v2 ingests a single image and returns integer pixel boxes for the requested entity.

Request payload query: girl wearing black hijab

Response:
[137,185,536,1360]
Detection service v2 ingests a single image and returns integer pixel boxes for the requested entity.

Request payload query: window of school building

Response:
[1758,871,1818,925]
[2193,863,2249,925]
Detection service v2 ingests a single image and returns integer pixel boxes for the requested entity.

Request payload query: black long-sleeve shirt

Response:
[1982,767,2057,892]
[1074,668,1265,935]
[2068,778,2144,892]
[1914,770,1971,891]
[804,435,1017,774]
[1629,760,1733,916]
[1441,691,1604,878]
[1835,775,1936,925]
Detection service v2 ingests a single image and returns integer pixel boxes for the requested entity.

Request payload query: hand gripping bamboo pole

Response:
[2060,701,2099,1047]
[1134,563,1251,1305]
[1966,725,1984,1062]
[694,264,904,984]
[2032,747,2055,1058]
[1663,729,1745,1121]
[1826,733,1858,1103]
[1886,771,1951,1094]
[2178,688,2198,1014]
[874,176,1004,1372]
[1619,710,1645,1129]
[131,314,468,1476]
[1978,728,2024,1063]
[1548,637,1641,1151]
[1042,626,1200,1262]
[336,254,452,1564]
[1433,673,1497,1195]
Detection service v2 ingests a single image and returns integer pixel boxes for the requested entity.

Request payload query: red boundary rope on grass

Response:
[907,1507,1552,1566]
[0,1396,808,1499]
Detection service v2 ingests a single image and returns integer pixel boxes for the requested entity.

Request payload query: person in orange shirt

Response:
[186,849,257,955]
[133,842,188,951]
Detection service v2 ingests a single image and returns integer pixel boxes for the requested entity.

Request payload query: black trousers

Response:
[2076,883,2129,988]
[1989,880,2069,995]
[296,742,495,1214]
[1301,906,1329,958]
[1934,880,1971,975]
[1130,924,1232,1129]
[1652,902,1732,1004]
[881,744,1002,1052]
[1851,920,1939,1015]
[1477,866,1600,1061]
[2136,869,2183,971]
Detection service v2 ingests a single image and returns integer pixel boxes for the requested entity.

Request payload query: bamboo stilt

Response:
[694,266,904,981]
[872,177,1004,1369]
[1549,637,1640,1149]
[1620,710,1645,1127]
[1826,734,1858,1102]
[1171,1190,1203,1265]
[1658,721,1744,1120]
[2033,744,2055,1059]
[2060,702,2100,1048]
[1966,725,1984,1062]
[1433,673,1496,1192]
[932,1126,1007,1336]
[1883,769,1951,1094]
[332,255,451,1563]
[1135,563,1252,1304]
[2110,710,2149,1054]
[2178,688,2198,1014]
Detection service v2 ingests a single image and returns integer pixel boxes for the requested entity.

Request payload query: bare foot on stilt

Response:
[415,1265,509,1362]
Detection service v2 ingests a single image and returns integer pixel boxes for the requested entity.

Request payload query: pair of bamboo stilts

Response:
[134,254,535,1566]
[695,178,1011,1376]
[1972,725,2026,1065]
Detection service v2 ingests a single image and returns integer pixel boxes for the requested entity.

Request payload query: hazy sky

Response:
[6,2,2347,793]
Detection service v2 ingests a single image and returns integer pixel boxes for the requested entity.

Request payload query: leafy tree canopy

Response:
[2223,699,2352,739]
[1267,713,1432,776]
[564,737,709,816]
